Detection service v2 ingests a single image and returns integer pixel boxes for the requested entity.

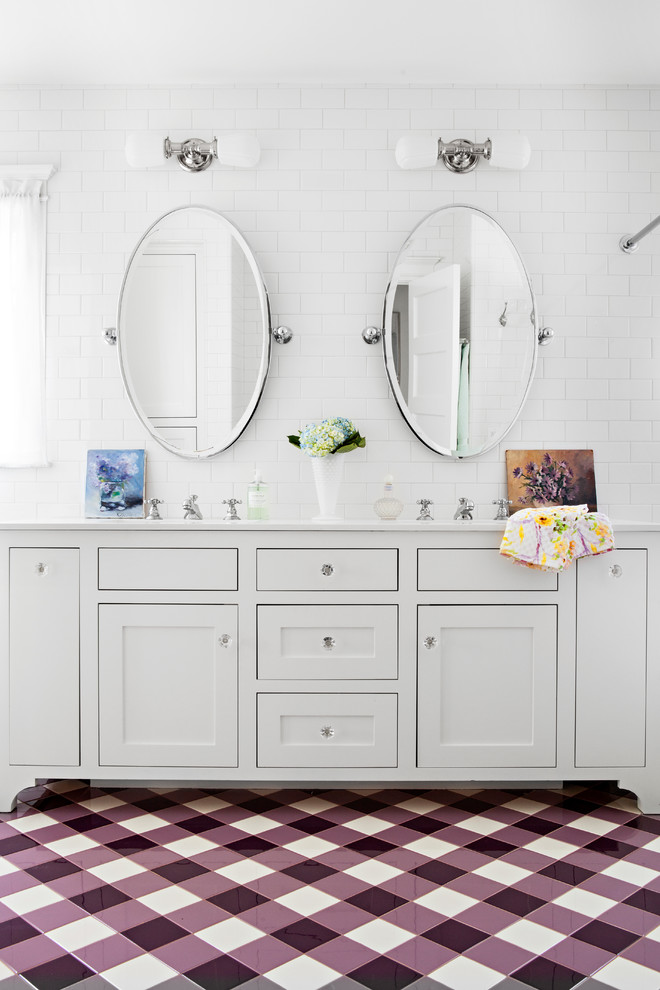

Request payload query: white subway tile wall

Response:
[1,84,659,522]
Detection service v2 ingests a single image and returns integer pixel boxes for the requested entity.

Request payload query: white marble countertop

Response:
[0,518,655,532]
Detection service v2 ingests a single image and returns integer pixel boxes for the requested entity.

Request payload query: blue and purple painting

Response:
[85,449,146,518]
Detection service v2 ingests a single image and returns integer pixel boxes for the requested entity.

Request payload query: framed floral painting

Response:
[85,449,146,518]
[505,449,597,513]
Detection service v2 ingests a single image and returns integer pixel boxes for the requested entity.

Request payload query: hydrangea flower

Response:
[287,417,366,457]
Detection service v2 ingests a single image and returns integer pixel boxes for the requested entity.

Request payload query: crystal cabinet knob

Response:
[35,562,48,576]
[424,636,438,650]
[609,564,623,578]
[323,636,336,651]
[320,725,335,739]
[218,634,233,648]
[321,563,334,576]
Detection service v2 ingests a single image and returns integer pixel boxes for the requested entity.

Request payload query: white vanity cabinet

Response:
[0,521,658,812]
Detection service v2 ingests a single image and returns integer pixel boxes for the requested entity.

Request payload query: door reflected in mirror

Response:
[384,205,538,458]
[118,206,270,458]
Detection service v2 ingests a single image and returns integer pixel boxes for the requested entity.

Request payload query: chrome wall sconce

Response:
[395,133,531,172]
[125,132,260,172]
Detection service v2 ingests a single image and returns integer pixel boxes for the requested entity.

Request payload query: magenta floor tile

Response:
[150,932,223,970]
[3,846,60,869]
[313,901,374,935]
[381,873,436,902]
[544,935,614,973]
[375,849,428,873]
[256,825,304,847]
[127,847,182,870]
[627,848,660,870]
[0,933,64,972]
[386,934,454,974]
[25,824,77,844]
[579,873,638,901]
[440,848,492,872]
[95,900,160,932]
[387,902,446,935]
[166,899,228,934]
[515,872,570,902]
[530,903,594,935]
[26,899,89,932]
[0,873,39,896]
[239,901,304,934]
[178,871,236,899]
[67,848,116,870]
[563,849,617,872]
[313,848,366,871]
[242,872,301,900]
[70,934,142,971]
[48,869,109,899]
[230,934,300,971]
[186,850,243,871]
[143,825,192,845]
[444,872,502,900]
[466,934,534,973]
[0,904,22,925]
[600,903,660,936]
[111,871,170,898]
[502,847,559,871]
[312,873,368,901]
[310,933,379,971]
[458,902,523,936]
[622,935,660,970]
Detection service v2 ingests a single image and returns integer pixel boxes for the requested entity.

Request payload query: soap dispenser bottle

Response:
[374,474,404,520]
[247,468,269,520]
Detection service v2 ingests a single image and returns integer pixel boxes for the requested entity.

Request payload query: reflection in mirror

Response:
[383,205,538,459]
[118,206,270,458]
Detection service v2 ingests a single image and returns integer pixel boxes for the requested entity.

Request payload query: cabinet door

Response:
[418,605,557,768]
[576,550,646,767]
[99,605,237,767]
[10,548,80,766]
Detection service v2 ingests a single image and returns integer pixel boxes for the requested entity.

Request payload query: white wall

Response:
[0,83,658,522]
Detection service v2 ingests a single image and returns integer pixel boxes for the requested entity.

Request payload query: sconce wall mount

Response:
[395,133,531,172]
[125,132,261,172]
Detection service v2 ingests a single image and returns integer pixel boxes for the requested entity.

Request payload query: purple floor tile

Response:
[530,903,593,935]
[386,935,455,974]
[150,932,224,970]
[241,872,301,900]
[21,953,95,989]
[544,935,614,973]
[310,933,379,972]
[466,934,534,973]
[386,902,444,935]
[459,902,527,936]
[26,899,89,932]
[313,901,374,935]
[348,954,422,990]
[600,902,660,936]
[122,916,189,951]
[229,933,300,971]
[110,871,171,899]
[622,935,660,970]
[69,934,142,972]
[579,873,638,902]
[184,953,258,989]
[0,916,40,950]
[94,899,160,932]
[0,933,65,973]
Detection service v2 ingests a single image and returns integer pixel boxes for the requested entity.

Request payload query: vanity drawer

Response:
[418,549,558,591]
[258,605,398,679]
[98,548,238,591]
[257,548,398,591]
[257,693,398,767]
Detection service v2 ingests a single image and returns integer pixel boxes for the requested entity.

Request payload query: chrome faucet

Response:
[492,498,513,520]
[416,499,434,521]
[222,498,242,521]
[454,497,474,521]
[183,494,203,520]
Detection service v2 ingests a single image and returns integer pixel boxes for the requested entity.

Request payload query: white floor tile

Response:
[275,887,339,915]
[196,917,263,951]
[44,835,100,856]
[266,956,341,990]
[137,886,201,914]
[102,955,178,990]
[163,836,217,856]
[414,887,478,917]
[429,956,503,989]
[345,918,414,952]
[344,860,403,884]
[49,916,114,951]
[88,859,147,883]
[552,888,618,917]
[215,860,275,883]
[342,815,392,835]
[403,836,458,857]
[454,816,506,836]
[472,860,532,885]
[601,860,659,886]
[230,814,281,835]
[497,918,566,954]
[523,836,580,859]
[0,885,63,913]
[282,837,338,857]
[592,956,660,989]
[119,814,169,834]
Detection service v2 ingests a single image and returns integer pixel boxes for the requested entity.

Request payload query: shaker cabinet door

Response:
[575,550,647,768]
[418,605,557,768]
[9,548,80,766]
[99,604,237,767]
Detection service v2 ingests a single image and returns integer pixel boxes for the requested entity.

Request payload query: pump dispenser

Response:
[247,467,269,520]
[374,474,404,520]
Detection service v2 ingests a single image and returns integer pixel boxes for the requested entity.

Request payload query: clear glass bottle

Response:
[247,468,269,520]
[374,474,404,520]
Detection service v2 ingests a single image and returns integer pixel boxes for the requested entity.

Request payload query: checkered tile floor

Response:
[0,782,659,989]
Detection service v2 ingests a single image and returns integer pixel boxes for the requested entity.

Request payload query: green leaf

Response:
[287,434,301,448]
[333,431,366,454]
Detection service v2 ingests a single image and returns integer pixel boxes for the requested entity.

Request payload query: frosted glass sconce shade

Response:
[395,133,530,172]
[125,132,261,171]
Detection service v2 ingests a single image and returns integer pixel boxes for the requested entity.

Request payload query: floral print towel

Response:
[500,504,615,571]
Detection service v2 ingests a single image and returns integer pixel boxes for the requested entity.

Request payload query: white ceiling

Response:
[5,0,659,87]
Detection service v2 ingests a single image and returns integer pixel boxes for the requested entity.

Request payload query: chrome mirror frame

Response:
[381,203,539,460]
[117,205,273,460]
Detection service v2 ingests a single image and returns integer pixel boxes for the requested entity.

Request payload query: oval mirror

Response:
[117,206,271,458]
[383,204,538,458]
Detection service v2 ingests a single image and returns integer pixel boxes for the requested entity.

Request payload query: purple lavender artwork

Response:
[505,449,597,513]
[85,449,146,518]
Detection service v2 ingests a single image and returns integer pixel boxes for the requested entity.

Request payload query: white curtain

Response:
[0,177,48,466]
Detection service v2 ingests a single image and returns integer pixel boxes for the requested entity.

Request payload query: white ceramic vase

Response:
[311,454,345,521]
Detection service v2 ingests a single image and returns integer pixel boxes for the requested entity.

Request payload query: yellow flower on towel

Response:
[536,514,552,526]
[519,525,524,542]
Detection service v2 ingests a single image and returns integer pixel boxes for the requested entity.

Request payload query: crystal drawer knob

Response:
[35,562,48,576]
[321,563,334,576]
[424,636,437,650]
[609,564,623,578]
[218,634,232,648]
[320,725,335,739]
[323,636,336,651]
